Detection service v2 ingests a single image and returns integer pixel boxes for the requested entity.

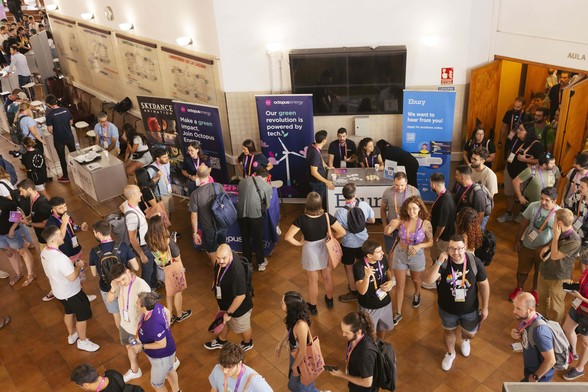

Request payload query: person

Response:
[326,311,379,392]
[328,127,357,168]
[568,176,588,273]
[181,141,210,195]
[562,152,588,209]
[237,139,272,177]
[89,220,139,329]
[510,187,560,303]
[534,107,555,154]
[526,92,546,115]
[548,71,570,120]
[6,0,24,23]
[274,291,320,392]
[498,97,530,150]
[306,130,333,210]
[210,342,272,392]
[453,165,487,228]
[335,183,375,303]
[106,263,151,383]
[357,137,383,169]
[455,207,483,253]
[536,208,581,323]
[122,123,152,176]
[462,126,495,168]
[469,147,498,201]
[21,136,49,199]
[285,192,346,315]
[5,90,26,128]
[45,94,75,183]
[510,291,556,382]
[18,103,45,153]
[130,291,181,392]
[429,173,456,263]
[94,112,120,155]
[561,267,588,381]
[376,140,420,187]
[135,167,160,218]
[145,215,192,324]
[204,244,254,352]
[237,166,273,271]
[380,172,420,256]
[40,226,100,352]
[0,170,33,247]
[422,234,490,371]
[17,178,51,247]
[9,45,32,94]
[15,26,30,54]
[145,148,174,220]
[70,363,145,391]
[385,196,433,325]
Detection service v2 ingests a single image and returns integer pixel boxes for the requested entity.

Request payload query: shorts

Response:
[34,184,45,192]
[568,308,588,336]
[517,246,541,275]
[430,240,449,263]
[503,168,515,197]
[59,290,92,321]
[148,352,176,387]
[392,246,426,272]
[384,231,398,255]
[359,303,394,332]
[201,227,227,253]
[100,289,120,314]
[119,325,135,345]
[438,308,480,334]
[227,309,252,334]
[579,243,588,265]
[161,194,175,214]
[0,229,25,250]
[132,151,153,166]
[342,245,363,266]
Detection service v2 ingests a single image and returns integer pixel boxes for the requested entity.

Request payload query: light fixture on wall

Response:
[81,12,94,20]
[266,42,282,54]
[118,23,134,31]
[422,34,440,47]
[46,4,58,11]
[176,36,193,47]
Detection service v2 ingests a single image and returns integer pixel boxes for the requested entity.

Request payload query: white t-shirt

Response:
[0,179,14,197]
[116,274,151,333]
[122,201,148,246]
[471,165,498,196]
[41,247,81,300]
[209,364,273,392]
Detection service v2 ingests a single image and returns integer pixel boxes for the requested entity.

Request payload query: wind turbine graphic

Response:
[277,137,304,186]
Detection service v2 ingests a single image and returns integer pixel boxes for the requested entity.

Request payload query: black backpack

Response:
[374,338,398,391]
[94,242,123,284]
[238,253,254,298]
[475,230,496,266]
[9,116,26,145]
[468,182,494,217]
[343,200,366,234]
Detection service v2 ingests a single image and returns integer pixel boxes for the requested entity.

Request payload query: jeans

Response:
[481,215,489,231]
[238,216,264,266]
[309,181,327,210]
[54,139,75,178]
[138,244,157,288]
[288,353,318,392]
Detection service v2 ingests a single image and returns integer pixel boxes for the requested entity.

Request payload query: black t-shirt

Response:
[464,139,495,168]
[348,336,379,392]
[306,145,326,182]
[237,153,270,176]
[30,195,51,243]
[46,214,82,257]
[181,156,211,176]
[139,187,156,213]
[21,149,47,185]
[293,213,338,241]
[506,139,543,179]
[431,192,456,242]
[213,255,253,317]
[328,139,357,168]
[89,240,136,292]
[0,196,17,235]
[437,254,487,315]
[101,369,145,391]
[45,106,73,144]
[353,258,391,309]
[502,109,529,130]
[454,184,486,215]
[357,146,382,168]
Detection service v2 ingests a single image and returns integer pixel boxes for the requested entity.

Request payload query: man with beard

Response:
[548,71,570,121]
[534,108,555,154]
[499,97,530,152]
[470,147,498,200]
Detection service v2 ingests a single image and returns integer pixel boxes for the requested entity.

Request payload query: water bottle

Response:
[75,142,80,151]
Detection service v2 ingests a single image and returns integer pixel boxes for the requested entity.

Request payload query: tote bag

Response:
[325,214,342,269]
[291,329,325,386]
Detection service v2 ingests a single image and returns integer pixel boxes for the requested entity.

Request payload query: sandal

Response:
[22,274,35,288]
[9,274,23,286]
[0,315,10,329]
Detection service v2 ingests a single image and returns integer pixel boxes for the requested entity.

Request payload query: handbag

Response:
[163,258,187,296]
[291,328,325,386]
[325,213,342,269]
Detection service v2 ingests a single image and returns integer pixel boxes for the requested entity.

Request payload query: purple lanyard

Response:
[532,207,556,232]
[450,257,467,288]
[539,168,548,189]
[192,157,200,171]
[125,275,136,314]
[233,365,245,392]
[363,258,384,287]
[52,213,75,237]
[339,143,346,159]
[215,261,232,286]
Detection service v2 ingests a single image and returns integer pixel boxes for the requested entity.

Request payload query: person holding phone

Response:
[562,266,588,380]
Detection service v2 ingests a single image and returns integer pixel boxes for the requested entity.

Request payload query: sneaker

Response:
[67,331,79,345]
[258,259,269,272]
[241,340,254,352]
[57,176,70,183]
[170,231,178,242]
[173,358,180,371]
[412,294,421,308]
[461,339,471,357]
[531,289,539,306]
[0,269,9,279]
[573,353,580,361]
[441,352,456,371]
[496,212,513,223]
[204,338,226,350]
[421,281,436,289]
[42,292,55,302]
[338,291,358,303]
[563,367,585,381]
[324,295,334,309]
[86,294,97,302]
[123,368,143,382]
[508,287,523,301]
[307,303,318,316]
[176,310,192,322]
[170,315,177,325]
[393,313,403,326]
[77,338,100,352]
[513,213,523,223]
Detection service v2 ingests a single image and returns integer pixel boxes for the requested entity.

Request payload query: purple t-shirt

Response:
[138,302,176,358]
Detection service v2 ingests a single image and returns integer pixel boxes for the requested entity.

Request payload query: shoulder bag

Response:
[325,213,342,269]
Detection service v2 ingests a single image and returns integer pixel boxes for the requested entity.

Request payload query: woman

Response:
[562,268,588,381]
[357,138,383,170]
[0,167,35,249]
[122,123,152,176]
[18,102,45,154]
[180,141,210,195]
[436,207,483,266]
[21,137,49,199]
[463,127,495,167]
[385,196,433,325]
[145,216,191,325]
[285,192,346,315]
[275,291,322,392]
[16,26,30,53]
[237,139,272,177]
[132,291,181,392]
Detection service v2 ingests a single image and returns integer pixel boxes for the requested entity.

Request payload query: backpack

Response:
[94,241,123,285]
[145,164,161,197]
[0,156,17,185]
[106,210,141,245]
[468,182,494,217]
[9,116,26,145]
[474,230,496,266]
[236,253,254,297]
[527,315,573,371]
[113,97,132,113]
[211,183,237,228]
[343,200,366,234]
[373,338,397,391]
[440,252,479,276]
[0,181,21,204]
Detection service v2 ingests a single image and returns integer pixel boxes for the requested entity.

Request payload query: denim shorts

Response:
[392,246,426,272]
[0,229,25,250]
[568,308,588,336]
[148,352,176,387]
[438,308,480,334]
[100,290,120,314]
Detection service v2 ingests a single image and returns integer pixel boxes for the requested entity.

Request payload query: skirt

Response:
[301,237,328,271]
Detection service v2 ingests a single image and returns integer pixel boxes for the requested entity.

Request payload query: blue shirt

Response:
[334,200,374,248]
[18,115,36,139]
[146,162,172,197]
[94,122,119,149]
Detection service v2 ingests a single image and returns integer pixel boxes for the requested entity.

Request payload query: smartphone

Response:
[323,365,339,372]
[563,282,580,293]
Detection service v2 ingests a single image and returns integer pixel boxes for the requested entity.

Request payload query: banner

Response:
[402,90,455,202]
[255,94,314,198]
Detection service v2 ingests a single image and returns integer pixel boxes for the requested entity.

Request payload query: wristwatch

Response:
[531,373,539,381]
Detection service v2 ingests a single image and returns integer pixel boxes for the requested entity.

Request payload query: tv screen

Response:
[289,46,407,116]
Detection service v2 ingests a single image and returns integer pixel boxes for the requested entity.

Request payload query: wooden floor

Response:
[0,137,585,391]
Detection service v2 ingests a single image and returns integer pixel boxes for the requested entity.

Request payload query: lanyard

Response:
[156,162,170,183]
[510,110,522,131]
[216,261,232,286]
[30,193,39,212]
[46,246,60,252]
[510,139,525,155]
[124,275,136,315]
[96,376,106,392]
[339,143,347,160]
[533,207,556,232]
[346,335,364,372]
[243,155,254,176]
[135,308,153,339]
[459,183,474,205]
[364,154,375,168]
[431,190,445,211]
[450,257,467,289]
[224,365,245,392]
[518,314,538,333]
[52,213,75,237]
[538,168,551,189]
[363,258,383,290]
[100,124,109,140]
[192,157,201,171]
[393,190,407,215]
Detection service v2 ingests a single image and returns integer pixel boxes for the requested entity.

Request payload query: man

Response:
[93,111,119,154]
[429,173,456,263]
[562,153,588,209]
[470,147,498,201]
[499,97,529,149]
[45,94,75,183]
[380,172,420,255]
[40,226,100,352]
[70,363,145,391]
[511,187,560,303]
[548,71,570,120]
[307,129,334,209]
[121,185,157,289]
[237,166,272,271]
[204,244,254,352]
[208,342,272,392]
[336,183,375,302]
[568,176,588,273]
[17,179,51,246]
[328,127,357,168]
[511,292,556,382]
[537,209,581,323]
[9,45,32,95]
[534,107,555,154]
[376,140,420,187]
[146,148,175,219]
[89,220,139,329]
[453,165,486,226]
[106,264,151,383]
[6,0,24,23]
[2,28,17,65]
[423,234,490,371]
[190,165,227,263]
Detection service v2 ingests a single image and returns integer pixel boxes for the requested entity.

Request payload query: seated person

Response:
[93,111,119,154]
[121,123,152,177]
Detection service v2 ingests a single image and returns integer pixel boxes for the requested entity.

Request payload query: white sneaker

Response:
[441,352,456,371]
[77,338,100,352]
[86,294,97,302]
[461,339,471,357]
[421,281,437,290]
[123,368,143,382]
[496,212,513,223]
[258,259,269,272]
[173,357,180,371]
[0,269,9,279]
[67,331,79,345]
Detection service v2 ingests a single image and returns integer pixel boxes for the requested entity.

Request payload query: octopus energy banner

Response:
[402,90,455,202]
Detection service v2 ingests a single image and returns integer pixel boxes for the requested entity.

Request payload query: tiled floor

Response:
[0,138,585,391]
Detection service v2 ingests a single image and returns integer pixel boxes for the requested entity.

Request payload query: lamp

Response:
[81,12,94,20]
[266,42,281,54]
[46,4,58,11]
[176,36,193,47]
[118,23,134,31]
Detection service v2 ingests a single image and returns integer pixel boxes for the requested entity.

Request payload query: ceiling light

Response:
[176,36,193,47]
[119,23,134,31]
[46,4,58,11]
[81,12,94,20]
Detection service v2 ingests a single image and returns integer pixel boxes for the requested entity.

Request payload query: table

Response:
[326,167,394,219]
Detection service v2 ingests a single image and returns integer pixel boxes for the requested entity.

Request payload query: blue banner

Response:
[255,94,314,198]
[402,90,455,202]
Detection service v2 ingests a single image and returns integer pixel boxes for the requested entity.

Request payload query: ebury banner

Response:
[255,95,314,198]
[402,90,455,202]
